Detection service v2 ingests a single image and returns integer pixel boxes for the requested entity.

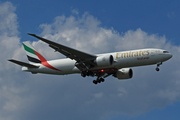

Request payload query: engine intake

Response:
[95,55,114,66]
[114,68,133,79]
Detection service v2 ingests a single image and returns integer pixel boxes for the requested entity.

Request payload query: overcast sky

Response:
[0,1,180,120]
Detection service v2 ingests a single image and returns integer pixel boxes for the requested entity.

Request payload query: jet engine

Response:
[114,68,133,79]
[95,55,114,66]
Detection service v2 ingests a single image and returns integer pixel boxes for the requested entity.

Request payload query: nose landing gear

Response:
[156,62,162,71]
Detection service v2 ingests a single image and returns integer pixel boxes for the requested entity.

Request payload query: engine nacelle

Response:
[114,68,133,79]
[95,55,114,66]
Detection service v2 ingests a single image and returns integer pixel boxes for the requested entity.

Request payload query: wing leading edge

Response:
[27,33,97,71]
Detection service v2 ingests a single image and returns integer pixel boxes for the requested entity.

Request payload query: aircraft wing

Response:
[28,33,96,61]
[28,33,97,70]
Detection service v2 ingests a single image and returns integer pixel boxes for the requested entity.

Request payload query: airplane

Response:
[8,33,173,84]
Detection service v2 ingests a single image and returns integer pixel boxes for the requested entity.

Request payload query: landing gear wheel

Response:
[93,80,97,84]
[97,79,101,83]
[100,78,105,82]
[81,73,86,77]
[93,78,105,84]
[156,68,160,71]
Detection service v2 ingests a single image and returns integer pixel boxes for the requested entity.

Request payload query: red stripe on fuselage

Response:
[34,51,61,71]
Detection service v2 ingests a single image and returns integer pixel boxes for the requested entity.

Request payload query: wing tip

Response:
[27,33,36,36]
[8,59,14,62]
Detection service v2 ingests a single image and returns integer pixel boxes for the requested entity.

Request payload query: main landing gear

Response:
[93,78,105,84]
[81,71,105,85]
[156,62,162,71]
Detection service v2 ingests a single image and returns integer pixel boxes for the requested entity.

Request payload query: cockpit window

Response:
[163,51,169,53]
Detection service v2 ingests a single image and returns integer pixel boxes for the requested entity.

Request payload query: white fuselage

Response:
[22,48,172,75]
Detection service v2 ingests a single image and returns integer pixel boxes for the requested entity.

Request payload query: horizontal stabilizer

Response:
[8,59,39,68]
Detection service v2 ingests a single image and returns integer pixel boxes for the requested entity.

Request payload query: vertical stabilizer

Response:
[22,42,45,64]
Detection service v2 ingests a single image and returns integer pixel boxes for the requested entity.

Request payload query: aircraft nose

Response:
[169,53,173,59]
[166,53,172,60]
